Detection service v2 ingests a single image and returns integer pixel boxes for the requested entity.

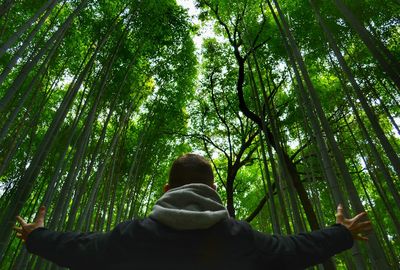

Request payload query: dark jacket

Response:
[26,184,353,269]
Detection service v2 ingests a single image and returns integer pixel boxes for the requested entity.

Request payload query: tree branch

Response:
[245,194,267,222]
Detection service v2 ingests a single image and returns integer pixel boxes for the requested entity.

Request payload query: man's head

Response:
[164,153,215,192]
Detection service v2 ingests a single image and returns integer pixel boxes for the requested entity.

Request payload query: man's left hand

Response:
[14,206,46,242]
[335,204,372,241]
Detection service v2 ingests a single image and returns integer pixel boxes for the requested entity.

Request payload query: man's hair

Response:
[168,153,214,188]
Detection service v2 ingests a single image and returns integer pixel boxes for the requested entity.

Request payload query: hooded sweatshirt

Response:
[26,183,354,270]
[149,183,229,230]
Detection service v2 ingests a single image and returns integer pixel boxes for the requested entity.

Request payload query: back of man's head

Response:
[168,153,214,188]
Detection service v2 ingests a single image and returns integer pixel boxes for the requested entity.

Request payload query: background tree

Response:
[0,0,399,269]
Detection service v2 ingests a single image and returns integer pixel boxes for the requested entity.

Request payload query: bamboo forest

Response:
[0,0,399,269]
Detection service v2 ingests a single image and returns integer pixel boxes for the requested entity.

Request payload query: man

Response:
[14,153,371,269]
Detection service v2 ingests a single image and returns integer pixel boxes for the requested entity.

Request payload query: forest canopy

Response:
[0,0,399,269]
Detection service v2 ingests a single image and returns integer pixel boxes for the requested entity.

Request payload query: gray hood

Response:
[149,183,229,230]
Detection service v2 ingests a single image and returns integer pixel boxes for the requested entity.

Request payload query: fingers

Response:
[13,226,23,233]
[354,234,369,241]
[16,216,27,227]
[335,204,344,223]
[13,226,25,242]
[352,221,373,233]
[356,220,372,228]
[36,206,46,225]
[347,214,372,242]
[15,233,25,242]
[349,211,367,225]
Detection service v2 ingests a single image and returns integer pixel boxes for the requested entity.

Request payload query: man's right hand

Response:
[335,204,372,241]
[13,206,46,242]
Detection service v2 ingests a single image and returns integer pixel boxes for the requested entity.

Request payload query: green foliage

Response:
[0,0,399,268]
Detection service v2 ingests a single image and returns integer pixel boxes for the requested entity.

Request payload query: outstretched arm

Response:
[14,206,110,268]
[254,205,372,269]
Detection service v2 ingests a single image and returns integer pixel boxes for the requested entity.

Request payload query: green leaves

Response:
[0,0,399,267]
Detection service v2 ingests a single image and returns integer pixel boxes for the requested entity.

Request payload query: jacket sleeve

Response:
[253,224,354,269]
[25,227,112,268]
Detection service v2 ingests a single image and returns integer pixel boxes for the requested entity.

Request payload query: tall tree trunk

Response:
[0,0,88,112]
[0,22,103,258]
[351,158,400,266]
[77,97,138,230]
[342,113,400,236]
[332,0,400,88]
[273,0,390,267]
[258,132,281,233]
[204,0,322,234]
[0,29,65,143]
[268,0,368,268]
[0,0,59,85]
[0,0,56,58]
[310,0,400,178]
